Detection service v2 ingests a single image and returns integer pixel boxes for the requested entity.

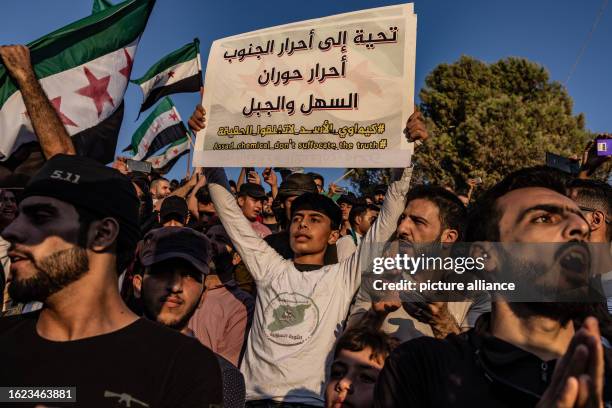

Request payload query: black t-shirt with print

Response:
[0,312,223,408]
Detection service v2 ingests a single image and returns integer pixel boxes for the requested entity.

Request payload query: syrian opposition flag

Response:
[147,136,190,174]
[131,39,202,114]
[0,0,155,166]
[125,97,189,160]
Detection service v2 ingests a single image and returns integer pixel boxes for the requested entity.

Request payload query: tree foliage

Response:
[349,56,595,194]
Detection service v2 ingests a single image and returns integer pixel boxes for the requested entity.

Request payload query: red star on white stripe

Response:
[119,49,134,79]
[76,67,115,117]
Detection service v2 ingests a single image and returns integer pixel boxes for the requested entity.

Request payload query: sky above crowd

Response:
[3,0,610,189]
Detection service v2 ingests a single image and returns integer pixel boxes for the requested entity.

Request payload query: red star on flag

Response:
[76,67,115,117]
[50,97,78,127]
[119,49,134,79]
[168,71,175,78]
[172,148,179,154]
[144,142,150,149]
[154,159,160,166]
[169,112,179,122]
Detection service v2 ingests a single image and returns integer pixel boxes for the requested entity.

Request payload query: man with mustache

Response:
[349,186,489,340]
[375,166,612,407]
[132,226,247,408]
[0,155,222,408]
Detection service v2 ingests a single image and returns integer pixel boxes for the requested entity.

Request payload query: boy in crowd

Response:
[375,166,611,407]
[237,182,272,238]
[324,326,397,408]
[200,107,427,406]
[336,203,380,261]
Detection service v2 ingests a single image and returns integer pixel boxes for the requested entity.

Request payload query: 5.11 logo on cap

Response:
[50,170,81,184]
[597,139,611,157]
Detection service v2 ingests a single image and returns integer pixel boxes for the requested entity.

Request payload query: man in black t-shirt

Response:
[0,155,222,408]
[375,167,612,407]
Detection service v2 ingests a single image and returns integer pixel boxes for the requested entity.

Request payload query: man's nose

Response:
[564,212,590,242]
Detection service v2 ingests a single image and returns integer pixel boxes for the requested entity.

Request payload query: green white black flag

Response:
[131,39,202,113]
[147,136,190,174]
[126,97,189,160]
[0,0,155,167]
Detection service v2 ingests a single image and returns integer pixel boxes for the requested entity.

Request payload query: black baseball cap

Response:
[21,154,140,248]
[238,182,266,200]
[277,173,318,200]
[160,196,188,222]
[139,227,212,276]
[291,193,342,229]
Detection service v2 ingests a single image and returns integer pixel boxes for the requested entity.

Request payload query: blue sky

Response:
[3,0,610,190]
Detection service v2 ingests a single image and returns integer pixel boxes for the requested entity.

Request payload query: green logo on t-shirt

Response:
[267,303,311,332]
[263,293,320,346]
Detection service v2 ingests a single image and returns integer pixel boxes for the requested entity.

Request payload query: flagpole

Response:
[186,132,194,179]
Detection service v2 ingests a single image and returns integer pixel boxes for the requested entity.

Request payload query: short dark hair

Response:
[195,186,212,204]
[229,180,237,189]
[466,166,570,242]
[348,204,379,229]
[308,172,324,185]
[568,178,612,240]
[150,177,169,189]
[334,326,398,363]
[405,185,468,241]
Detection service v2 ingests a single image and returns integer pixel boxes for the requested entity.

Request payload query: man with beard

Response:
[0,189,17,310]
[132,226,247,408]
[349,186,489,340]
[375,166,611,407]
[0,155,222,408]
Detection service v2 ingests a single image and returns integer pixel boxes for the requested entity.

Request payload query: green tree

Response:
[349,56,596,195]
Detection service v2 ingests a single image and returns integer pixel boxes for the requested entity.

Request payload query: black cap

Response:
[291,193,342,229]
[374,184,388,195]
[160,196,188,221]
[21,154,140,248]
[139,227,212,275]
[238,183,266,200]
[277,173,318,200]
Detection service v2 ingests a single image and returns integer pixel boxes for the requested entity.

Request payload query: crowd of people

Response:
[0,44,612,408]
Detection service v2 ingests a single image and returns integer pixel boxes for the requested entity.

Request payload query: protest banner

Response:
[193,4,417,167]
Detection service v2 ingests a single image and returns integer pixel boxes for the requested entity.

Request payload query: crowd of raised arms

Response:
[0,44,611,408]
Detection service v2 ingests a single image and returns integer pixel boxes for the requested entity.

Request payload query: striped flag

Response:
[0,0,155,167]
[147,136,190,174]
[126,97,189,160]
[131,39,202,114]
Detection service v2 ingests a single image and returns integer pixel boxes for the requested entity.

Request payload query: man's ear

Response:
[132,274,142,299]
[440,228,459,244]
[237,196,245,208]
[328,229,340,245]
[88,217,120,253]
[590,210,606,232]
[470,241,498,276]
